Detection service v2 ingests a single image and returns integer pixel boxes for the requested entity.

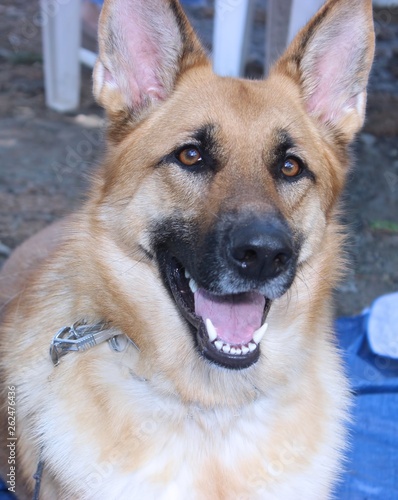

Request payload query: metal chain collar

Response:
[49,321,139,366]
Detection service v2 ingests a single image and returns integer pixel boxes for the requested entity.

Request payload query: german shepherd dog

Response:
[0,0,374,498]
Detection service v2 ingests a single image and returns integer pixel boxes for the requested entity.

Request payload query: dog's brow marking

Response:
[191,123,218,144]
[269,115,309,150]
[271,129,299,160]
[174,123,219,151]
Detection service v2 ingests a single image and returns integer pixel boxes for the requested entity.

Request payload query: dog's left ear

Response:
[274,0,375,141]
[93,0,208,120]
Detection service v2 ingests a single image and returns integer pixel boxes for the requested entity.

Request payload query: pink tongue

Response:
[194,289,265,345]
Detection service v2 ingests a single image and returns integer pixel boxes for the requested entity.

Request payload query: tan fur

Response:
[0,0,374,498]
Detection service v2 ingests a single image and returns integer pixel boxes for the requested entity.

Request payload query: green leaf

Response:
[370,220,398,233]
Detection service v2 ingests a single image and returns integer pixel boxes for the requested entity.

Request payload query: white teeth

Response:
[206,319,218,342]
[252,322,268,345]
[185,269,191,279]
[248,342,257,352]
[208,322,269,356]
[214,340,223,351]
[213,342,254,356]
[189,279,198,294]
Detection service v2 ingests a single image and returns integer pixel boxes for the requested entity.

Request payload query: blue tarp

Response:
[334,293,398,499]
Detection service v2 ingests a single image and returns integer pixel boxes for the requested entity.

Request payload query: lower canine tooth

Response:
[222,344,231,354]
[248,343,257,352]
[252,323,268,345]
[206,319,218,342]
[214,341,223,351]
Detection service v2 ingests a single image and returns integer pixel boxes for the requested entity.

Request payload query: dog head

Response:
[90,0,374,402]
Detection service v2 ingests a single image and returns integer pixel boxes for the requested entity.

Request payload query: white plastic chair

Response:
[41,0,322,111]
[212,0,398,77]
[41,0,398,111]
[41,0,96,112]
[212,0,325,77]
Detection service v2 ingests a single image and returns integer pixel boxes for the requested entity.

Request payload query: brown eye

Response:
[281,157,302,178]
[177,147,202,167]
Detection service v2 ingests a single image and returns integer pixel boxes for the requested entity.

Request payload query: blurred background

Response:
[0,0,397,316]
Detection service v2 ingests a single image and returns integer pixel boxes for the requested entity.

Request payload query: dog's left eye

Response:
[177,147,203,167]
[281,157,302,178]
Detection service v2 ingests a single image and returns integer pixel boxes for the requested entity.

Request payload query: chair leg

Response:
[41,0,82,112]
[213,0,255,77]
[265,0,292,74]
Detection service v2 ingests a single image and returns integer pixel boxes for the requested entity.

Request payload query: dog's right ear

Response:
[93,0,208,120]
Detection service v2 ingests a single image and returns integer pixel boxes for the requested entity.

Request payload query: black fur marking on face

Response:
[152,209,299,299]
[156,248,265,371]
[272,129,295,159]
[151,208,300,370]
[158,124,222,174]
[152,217,265,370]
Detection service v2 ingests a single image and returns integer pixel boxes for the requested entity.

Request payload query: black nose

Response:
[227,218,294,281]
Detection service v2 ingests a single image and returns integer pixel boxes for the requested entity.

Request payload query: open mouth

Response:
[160,253,271,370]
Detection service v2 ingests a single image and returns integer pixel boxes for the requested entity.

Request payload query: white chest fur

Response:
[33,342,344,500]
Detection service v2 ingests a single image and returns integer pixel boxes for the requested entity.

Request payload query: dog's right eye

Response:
[281,157,302,178]
[176,147,203,167]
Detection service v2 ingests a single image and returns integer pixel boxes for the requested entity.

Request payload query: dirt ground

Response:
[0,0,397,317]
